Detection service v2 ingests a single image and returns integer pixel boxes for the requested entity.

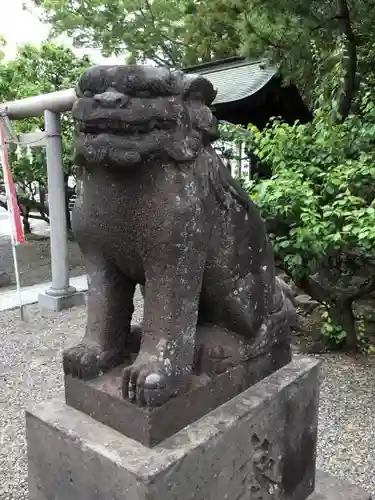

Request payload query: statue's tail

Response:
[275,276,296,306]
[247,277,297,359]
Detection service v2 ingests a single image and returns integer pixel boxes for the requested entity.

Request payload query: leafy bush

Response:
[219,93,375,350]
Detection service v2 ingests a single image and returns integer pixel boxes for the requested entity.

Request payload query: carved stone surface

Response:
[64,330,291,446]
[64,64,295,408]
[27,357,319,500]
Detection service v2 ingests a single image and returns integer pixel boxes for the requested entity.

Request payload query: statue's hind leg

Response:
[194,271,294,374]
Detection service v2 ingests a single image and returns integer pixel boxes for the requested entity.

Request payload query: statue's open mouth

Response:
[77,119,176,136]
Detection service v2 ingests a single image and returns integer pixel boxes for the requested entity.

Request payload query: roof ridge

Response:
[183,57,268,74]
[199,60,267,76]
[182,56,244,72]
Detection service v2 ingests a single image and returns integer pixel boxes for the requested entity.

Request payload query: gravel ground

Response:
[0,235,85,290]
[317,354,375,494]
[0,295,374,499]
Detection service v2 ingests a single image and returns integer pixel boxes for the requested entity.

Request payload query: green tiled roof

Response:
[186,58,277,105]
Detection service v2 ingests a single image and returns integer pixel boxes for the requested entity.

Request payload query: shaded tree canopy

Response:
[28,0,375,117]
[28,0,188,67]
[28,0,242,67]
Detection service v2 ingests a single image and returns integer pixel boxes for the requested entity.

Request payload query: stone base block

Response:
[27,357,320,500]
[38,290,85,312]
[64,341,291,447]
[308,470,371,500]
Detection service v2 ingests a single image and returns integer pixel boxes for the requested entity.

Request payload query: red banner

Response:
[0,122,25,246]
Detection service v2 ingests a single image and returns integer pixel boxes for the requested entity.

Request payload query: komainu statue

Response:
[64,65,295,407]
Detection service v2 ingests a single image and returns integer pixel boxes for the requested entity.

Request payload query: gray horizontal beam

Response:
[1,88,77,120]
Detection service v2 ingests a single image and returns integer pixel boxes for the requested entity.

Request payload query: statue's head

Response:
[72,65,218,169]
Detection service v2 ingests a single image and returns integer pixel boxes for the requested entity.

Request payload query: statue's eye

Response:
[84,90,94,98]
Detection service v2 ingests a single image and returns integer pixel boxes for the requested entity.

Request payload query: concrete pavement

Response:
[0,274,87,312]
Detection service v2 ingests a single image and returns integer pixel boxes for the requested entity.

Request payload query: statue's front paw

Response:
[122,361,175,407]
[63,342,124,380]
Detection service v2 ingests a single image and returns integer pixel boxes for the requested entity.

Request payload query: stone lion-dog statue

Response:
[63,64,295,407]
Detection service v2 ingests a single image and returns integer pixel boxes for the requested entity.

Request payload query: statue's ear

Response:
[75,82,83,98]
[164,130,203,163]
[183,75,217,106]
[189,103,220,144]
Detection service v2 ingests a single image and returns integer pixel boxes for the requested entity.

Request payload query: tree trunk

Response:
[328,299,357,351]
[66,199,72,231]
[21,205,31,234]
[292,273,359,351]
[39,185,46,208]
[64,174,72,231]
[23,215,31,234]
[335,0,358,122]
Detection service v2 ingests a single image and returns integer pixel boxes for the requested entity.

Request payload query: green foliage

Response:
[27,0,375,126]
[28,0,375,116]
[0,35,5,62]
[219,91,375,349]
[28,0,243,68]
[0,40,92,189]
[27,0,244,67]
[28,0,187,67]
[182,0,242,65]
[320,308,347,347]
[221,93,375,281]
[235,0,373,111]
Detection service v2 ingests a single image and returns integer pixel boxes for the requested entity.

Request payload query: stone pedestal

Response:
[64,340,291,447]
[38,289,85,312]
[27,357,322,500]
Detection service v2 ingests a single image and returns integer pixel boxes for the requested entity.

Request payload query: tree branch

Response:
[277,253,375,303]
[311,275,375,301]
[0,197,50,223]
[244,15,289,52]
[144,0,187,47]
[360,0,375,7]
[150,53,175,67]
[315,250,375,301]
[276,260,330,303]
[335,0,357,122]
[138,0,180,66]
[28,213,50,223]
[311,15,346,33]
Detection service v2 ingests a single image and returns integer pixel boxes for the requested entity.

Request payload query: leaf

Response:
[277,240,291,248]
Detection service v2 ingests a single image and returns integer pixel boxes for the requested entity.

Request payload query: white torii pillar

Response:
[0,88,85,311]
